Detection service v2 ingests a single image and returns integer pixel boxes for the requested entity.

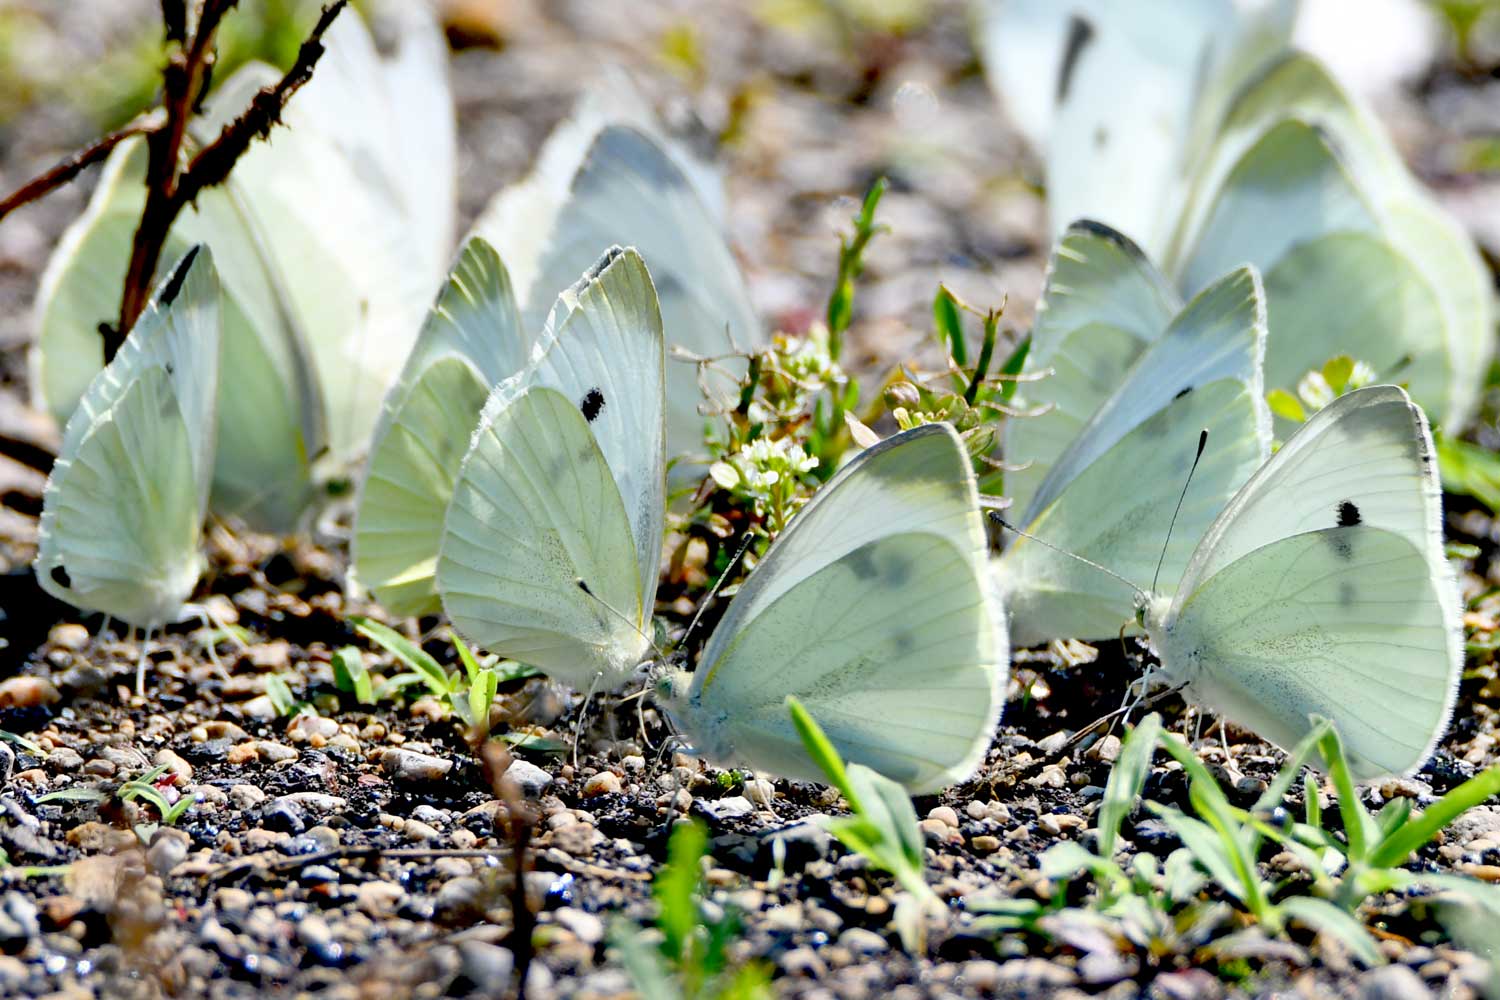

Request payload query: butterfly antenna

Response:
[989,513,1140,595]
[576,579,666,662]
[680,534,756,656]
[1151,429,1210,595]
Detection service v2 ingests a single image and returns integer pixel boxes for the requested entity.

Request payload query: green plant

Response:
[119,764,196,843]
[351,617,536,739]
[1266,355,1377,424]
[612,820,772,1000]
[971,714,1500,970]
[265,673,309,718]
[786,695,936,951]
[330,646,376,705]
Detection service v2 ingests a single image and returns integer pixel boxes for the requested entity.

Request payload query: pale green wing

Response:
[35,248,221,628]
[30,136,317,532]
[675,532,1004,794]
[1000,267,1270,645]
[1260,231,1449,428]
[1161,526,1458,779]
[354,237,527,616]
[523,247,667,609]
[1003,221,1180,517]
[435,249,665,689]
[437,388,648,689]
[476,125,760,473]
[1170,119,1379,297]
[1174,385,1448,600]
[704,423,989,646]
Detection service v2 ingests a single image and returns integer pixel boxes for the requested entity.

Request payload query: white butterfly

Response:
[997,223,1271,645]
[660,423,1008,794]
[353,237,528,618]
[1141,385,1461,780]
[436,247,666,691]
[1166,54,1494,431]
[36,246,220,633]
[973,0,1297,260]
[976,3,1492,431]
[471,84,761,477]
[31,3,454,533]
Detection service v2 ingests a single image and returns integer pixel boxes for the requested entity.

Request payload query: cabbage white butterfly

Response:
[660,423,1007,794]
[1140,385,1460,779]
[472,106,761,476]
[436,247,666,691]
[36,246,220,635]
[998,224,1271,645]
[31,3,453,532]
[353,237,527,617]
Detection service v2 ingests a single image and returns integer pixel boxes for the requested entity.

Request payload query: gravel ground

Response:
[1,2,1500,998]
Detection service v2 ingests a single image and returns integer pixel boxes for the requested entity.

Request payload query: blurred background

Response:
[1,0,1498,425]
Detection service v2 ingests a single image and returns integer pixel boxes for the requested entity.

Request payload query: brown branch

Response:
[105,0,348,360]
[0,112,164,225]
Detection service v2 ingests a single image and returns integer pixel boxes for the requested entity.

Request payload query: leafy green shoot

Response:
[612,819,772,1000]
[786,695,935,951]
[331,646,375,705]
[826,177,889,361]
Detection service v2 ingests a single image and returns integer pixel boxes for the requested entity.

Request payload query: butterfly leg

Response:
[135,627,153,697]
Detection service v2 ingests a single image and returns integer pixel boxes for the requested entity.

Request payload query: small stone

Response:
[1090,735,1123,764]
[356,881,406,918]
[458,941,514,987]
[698,796,752,821]
[286,715,339,744]
[274,793,347,816]
[153,748,194,781]
[997,957,1078,989]
[1029,764,1068,788]
[255,740,299,764]
[1036,731,1070,756]
[780,946,827,978]
[503,759,553,796]
[194,721,249,743]
[972,835,1002,853]
[45,747,84,774]
[581,772,621,797]
[551,822,600,858]
[435,877,486,922]
[145,829,190,875]
[382,748,453,782]
[404,820,441,842]
[620,754,646,772]
[83,759,116,778]
[838,928,888,956]
[0,676,60,710]
[927,806,960,829]
[0,893,40,953]
[451,828,478,849]
[228,784,267,809]
[555,908,604,945]
[213,888,254,913]
[1357,965,1433,1000]
[920,818,959,844]
[961,961,1004,992]
[49,624,90,650]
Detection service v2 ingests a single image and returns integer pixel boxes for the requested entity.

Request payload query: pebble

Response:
[780,946,828,978]
[45,747,84,774]
[434,877,486,922]
[745,778,776,809]
[997,957,1079,989]
[228,784,267,809]
[153,748,194,781]
[504,759,554,796]
[699,796,752,821]
[286,714,340,744]
[839,927,888,955]
[971,835,1002,853]
[48,624,90,650]
[381,748,453,782]
[274,793,348,816]
[404,820,441,842]
[451,828,478,849]
[145,829,191,875]
[0,893,39,953]
[192,721,249,743]
[1039,813,1086,837]
[920,818,960,844]
[458,940,514,986]
[555,907,605,944]
[927,806,960,829]
[0,677,60,710]
[1090,735,1123,764]
[581,771,621,797]
[356,881,406,918]
[213,888,254,913]
[1357,965,1434,1000]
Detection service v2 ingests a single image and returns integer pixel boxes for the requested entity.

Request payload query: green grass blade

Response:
[786,696,860,810]
[352,616,450,696]
[1278,896,1385,966]
[1369,764,1500,868]
[1099,713,1161,857]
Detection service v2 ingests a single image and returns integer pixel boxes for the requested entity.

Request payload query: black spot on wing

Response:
[165,362,174,376]
[893,631,915,656]
[1338,581,1356,607]
[158,245,200,306]
[847,546,878,580]
[1057,15,1095,104]
[1174,386,1193,400]
[1337,501,1361,527]
[50,565,72,589]
[580,388,605,423]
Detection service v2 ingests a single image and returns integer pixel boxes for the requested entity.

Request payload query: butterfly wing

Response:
[1157,386,1459,778]
[1000,266,1270,645]
[31,136,319,533]
[676,423,1005,793]
[437,248,664,688]
[36,248,221,628]
[1003,221,1180,519]
[478,125,760,473]
[354,237,528,616]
